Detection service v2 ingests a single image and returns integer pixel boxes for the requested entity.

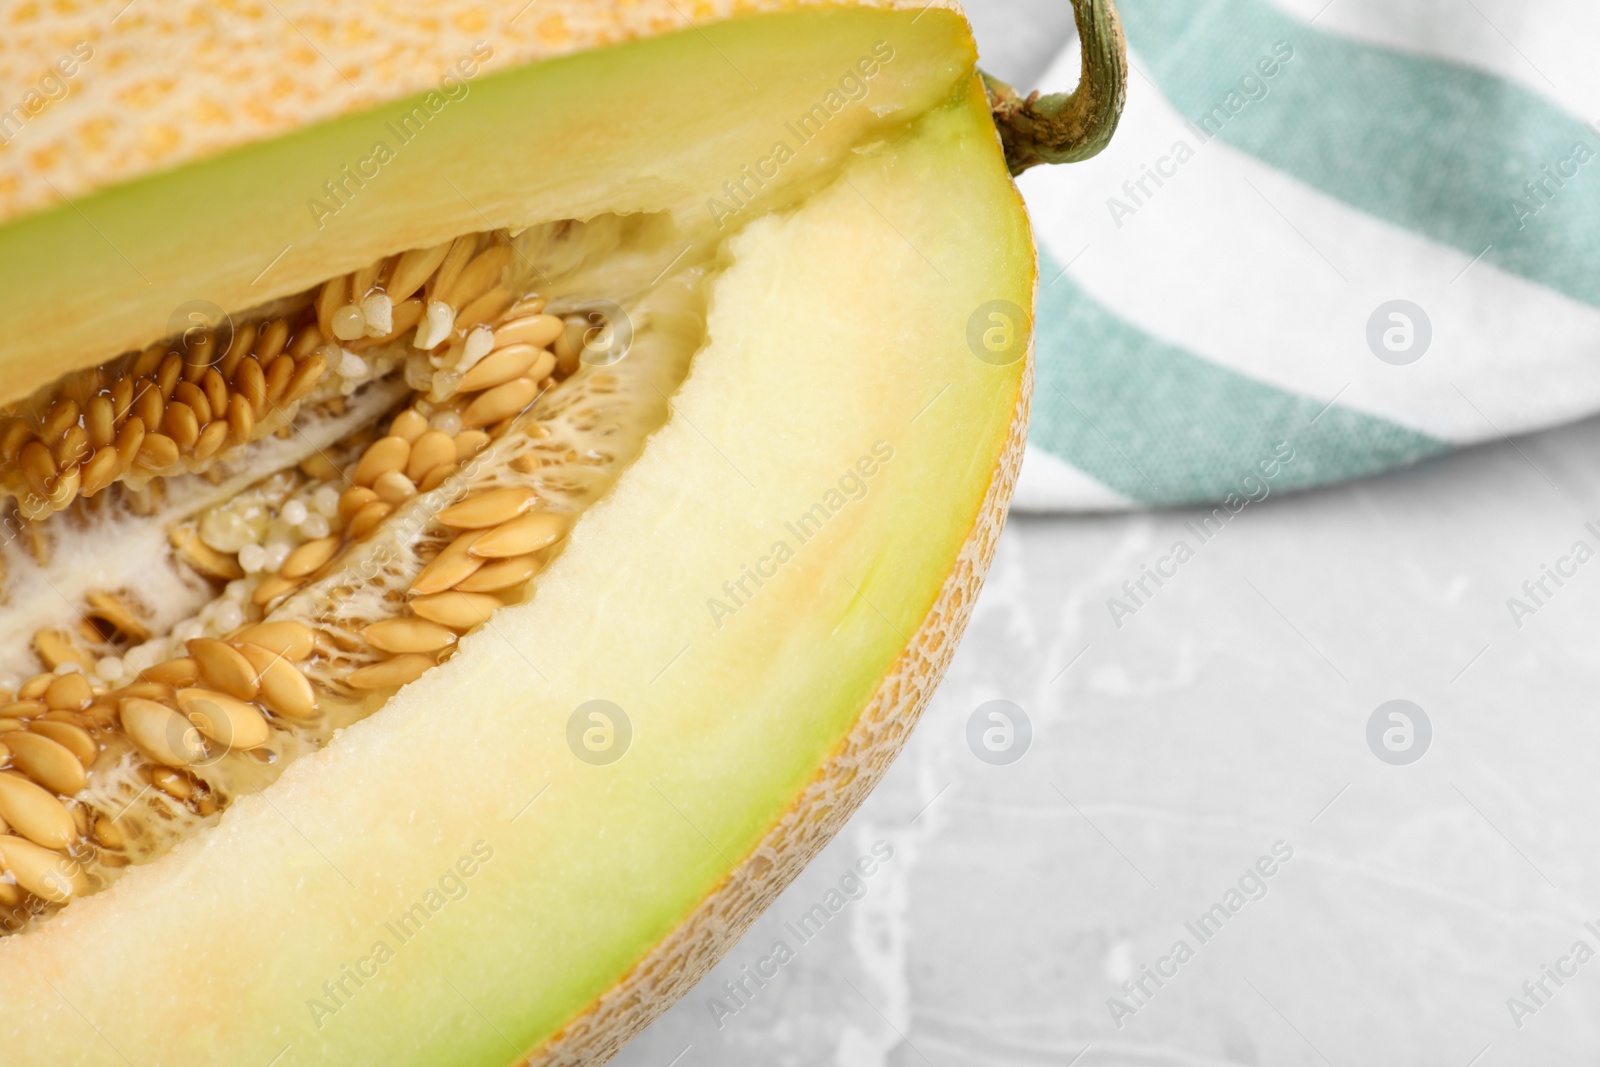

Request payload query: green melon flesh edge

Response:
[0,17,1032,1067]
[0,8,975,404]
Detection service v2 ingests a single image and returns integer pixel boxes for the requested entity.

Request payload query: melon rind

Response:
[0,6,975,407]
[0,0,962,220]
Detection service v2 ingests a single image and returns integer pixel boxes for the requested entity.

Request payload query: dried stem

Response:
[984,0,1128,175]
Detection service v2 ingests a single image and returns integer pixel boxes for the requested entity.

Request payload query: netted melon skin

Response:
[525,345,1030,1065]
[0,0,961,221]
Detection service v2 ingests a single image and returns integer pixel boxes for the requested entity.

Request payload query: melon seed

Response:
[462,377,540,429]
[388,241,453,303]
[390,408,429,442]
[280,536,339,579]
[338,485,380,520]
[235,621,316,661]
[227,394,256,445]
[44,673,94,712]
[80,446,119,496]
[0,834,84,903]
[353,436,411,488]
[174,381,211,424]
[437,487,537,529]
[194,420,229,461]
[348,654,435,691]
[459,343,541,393]
[264,355,295,405]
[454,430,491,460]
[419,463,458,493]
[141,657,200,688]
[176,689,271,751]
[19,675,53,701]
[235,644,319,720]
[121,681,170,701]
[5,733,87,795]
[151,767,193,800]
[171,524,245,580]
[136,433,180,470]
[93,816,124,850]
[28,722,96,766]
[362,618,458,654]
[0,775,75,850]
[286,352,328,402]
[252,573,303,608]
[187,638,260,700]
[348,500,393,539]
[34,629,88,670]
[164,402,199,449]
[85,591,151,643]
[456,554,543,594]
[458,289,512,333]
[410,591,502,629]
[443,244,512,309]
[46,465,81,511]
[469,512,567,559]
[409,533,485,595]
[405,430,456,482]
[39,399,78,442]
[120,698,206,768]
[373,470,418,505]
[493,313,564,349]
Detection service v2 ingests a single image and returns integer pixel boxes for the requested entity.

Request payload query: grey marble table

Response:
[619,8,1600,1065]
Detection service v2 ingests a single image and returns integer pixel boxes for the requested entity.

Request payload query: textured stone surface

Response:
[619,404,1600,1067]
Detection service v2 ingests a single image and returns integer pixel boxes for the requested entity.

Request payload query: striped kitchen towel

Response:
[1010,0,1600,511]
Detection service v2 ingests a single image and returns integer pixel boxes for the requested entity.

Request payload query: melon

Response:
[0,0,1124,1062]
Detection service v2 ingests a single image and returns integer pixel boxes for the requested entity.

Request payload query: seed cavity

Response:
[0,216,706,931]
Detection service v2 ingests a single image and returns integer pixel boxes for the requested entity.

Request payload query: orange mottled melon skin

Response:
[0,0,957,222]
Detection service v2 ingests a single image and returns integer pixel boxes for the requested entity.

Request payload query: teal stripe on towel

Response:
[1118,0,1600,307]
[1031,249,1450,505]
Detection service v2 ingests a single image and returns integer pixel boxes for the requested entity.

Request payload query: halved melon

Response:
[0,1,1121,1062]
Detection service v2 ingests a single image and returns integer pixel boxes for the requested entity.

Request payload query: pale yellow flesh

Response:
[0,88,1030,1065]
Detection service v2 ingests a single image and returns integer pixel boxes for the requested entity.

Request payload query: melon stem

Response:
[983,0,1127,174]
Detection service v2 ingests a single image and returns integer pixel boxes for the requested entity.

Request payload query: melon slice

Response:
[0,0,1125,1062]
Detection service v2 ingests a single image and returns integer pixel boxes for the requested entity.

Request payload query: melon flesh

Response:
[0,15,1033,1067]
